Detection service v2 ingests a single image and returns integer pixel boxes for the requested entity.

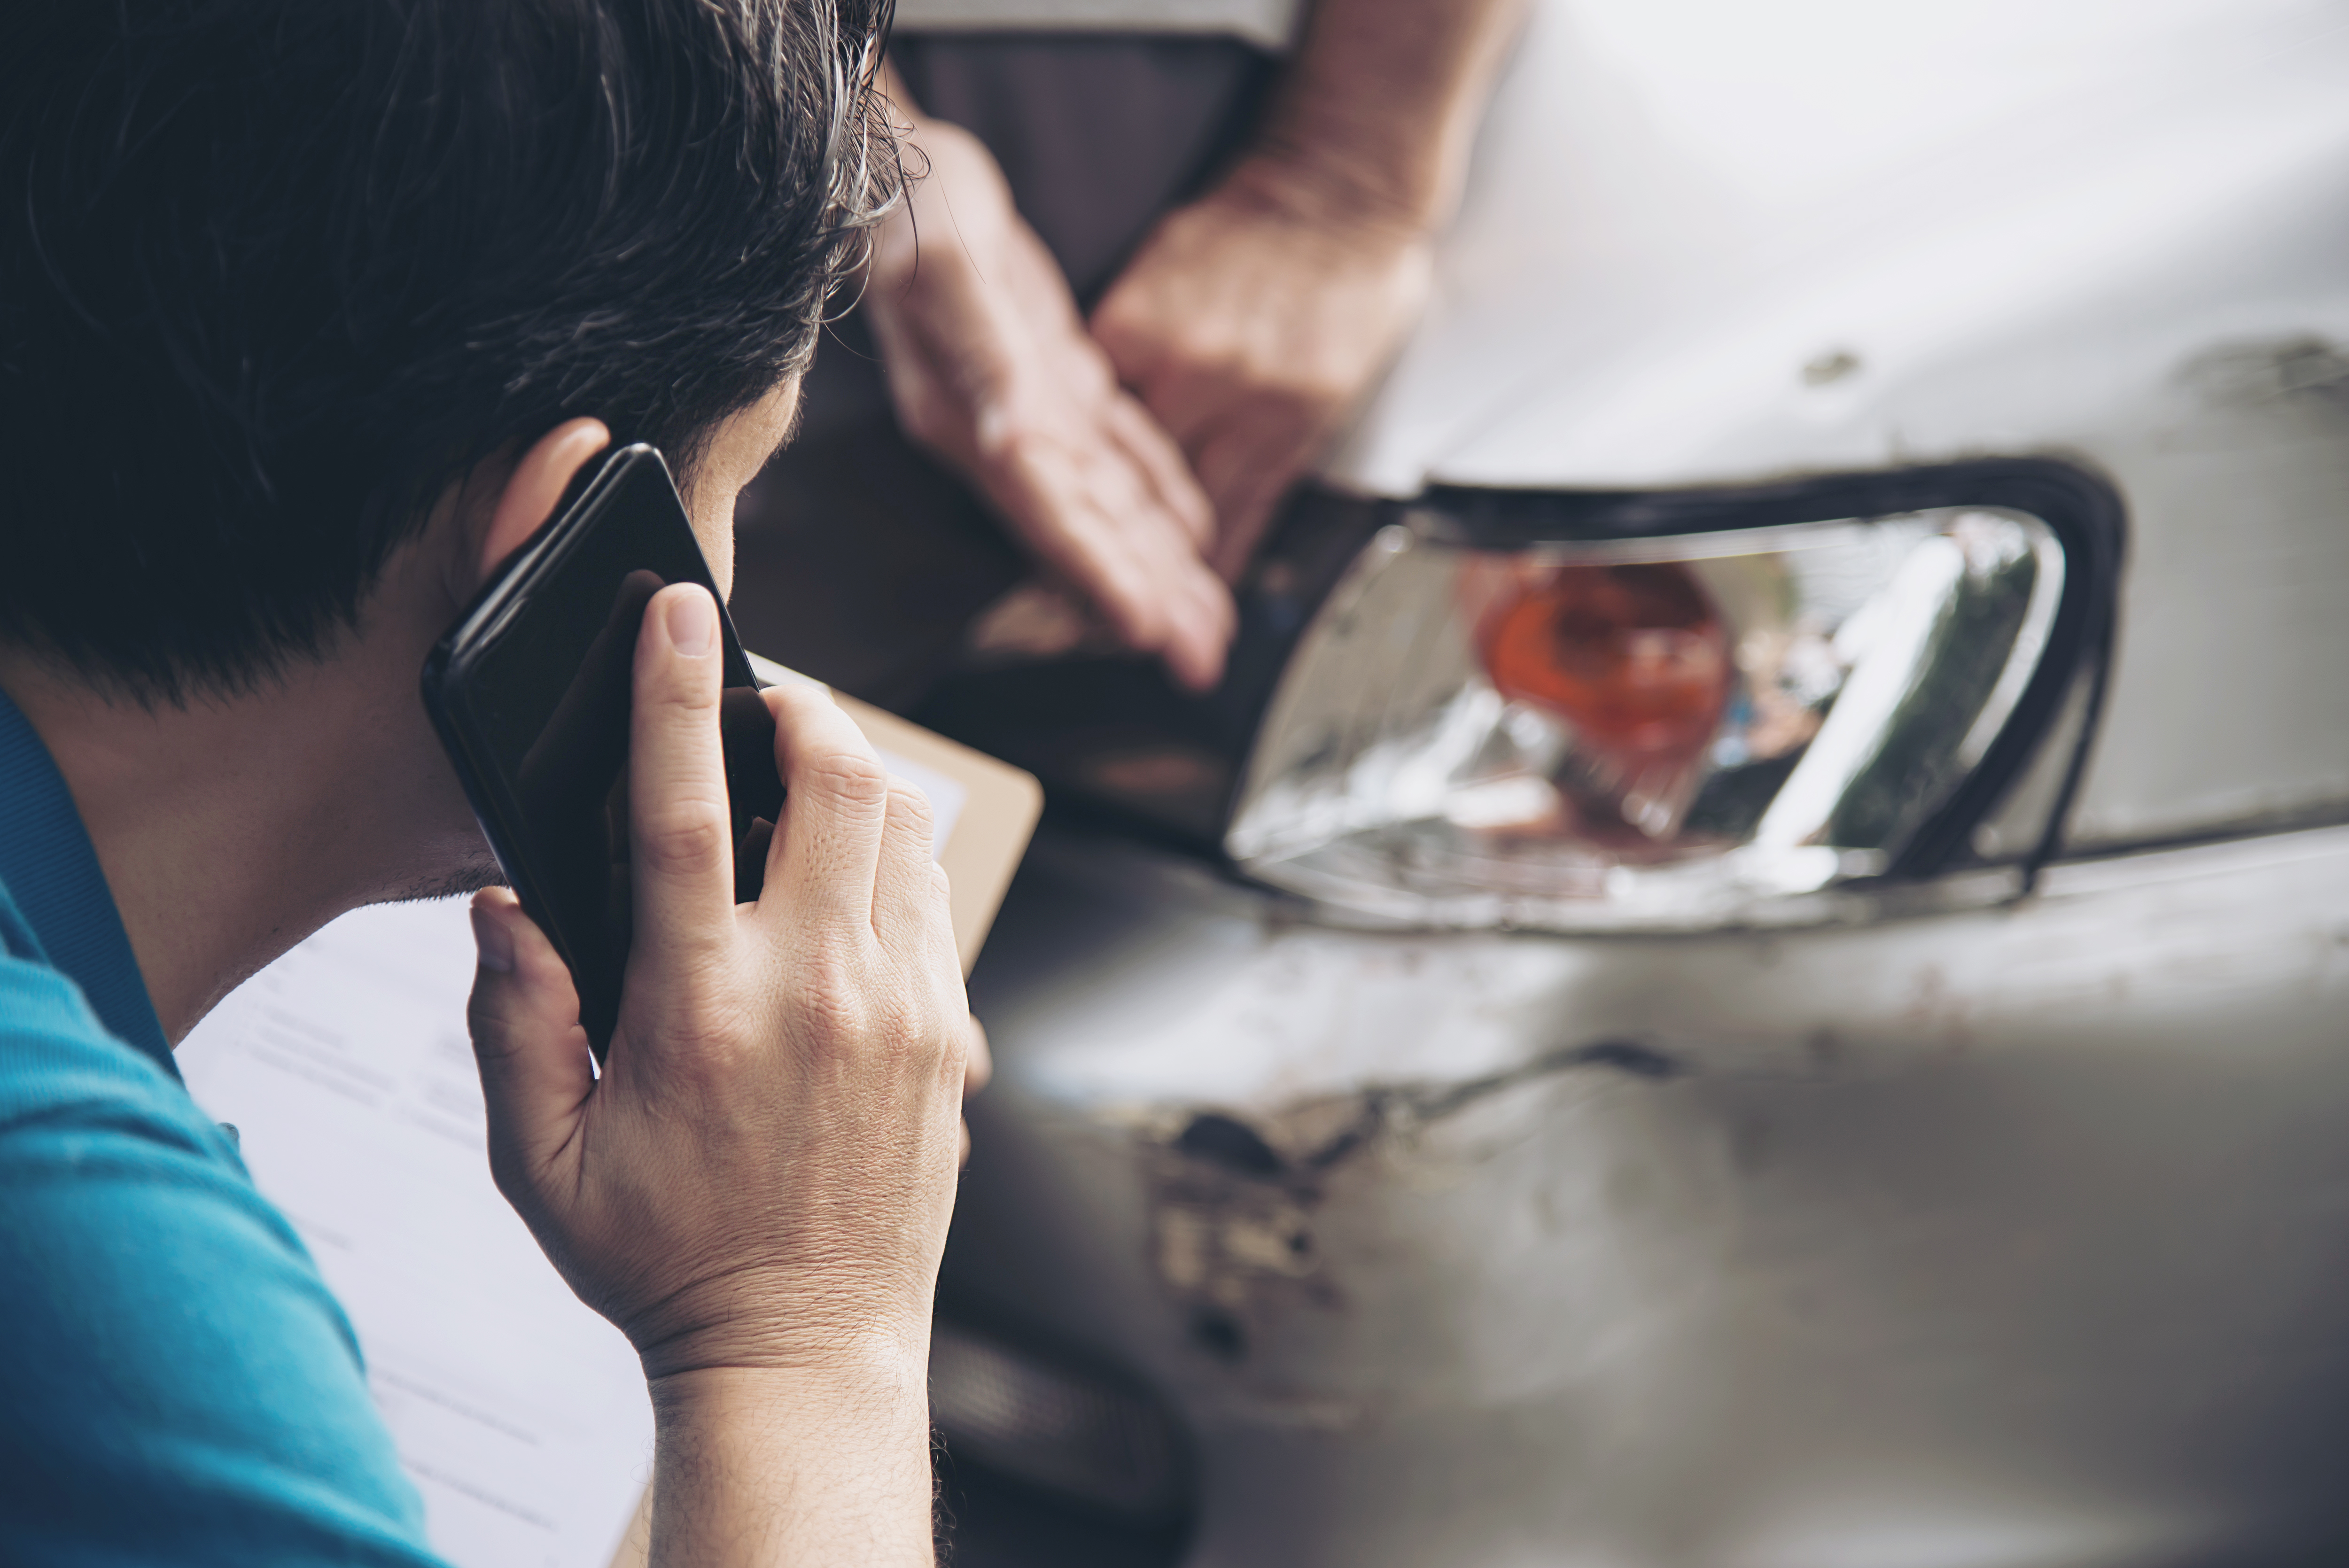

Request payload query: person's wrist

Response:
[1223,135,1447,242]
[865,111,989,296]
[623,1261,936,1384]
[647,1338,931,1421]
[865,194,920,295]
[645,1354,937,1563]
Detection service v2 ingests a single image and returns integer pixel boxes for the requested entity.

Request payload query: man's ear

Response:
[474,419,613,588]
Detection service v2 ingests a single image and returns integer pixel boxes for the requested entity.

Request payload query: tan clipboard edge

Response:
[745,652,1042,977]
[602,660,1042,1568]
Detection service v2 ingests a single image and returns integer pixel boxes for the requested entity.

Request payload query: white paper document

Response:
[180,898,654,1568]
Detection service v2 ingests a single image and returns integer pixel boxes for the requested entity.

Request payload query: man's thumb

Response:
[466,890,595,1203]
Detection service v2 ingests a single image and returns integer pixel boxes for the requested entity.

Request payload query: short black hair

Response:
[0,0,897,700]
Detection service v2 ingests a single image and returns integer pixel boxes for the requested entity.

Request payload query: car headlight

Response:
[1225,464,2120,931]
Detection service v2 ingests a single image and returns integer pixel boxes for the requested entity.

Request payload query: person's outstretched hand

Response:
[1090,155,1435,580]
[466,583,970,1565]
[865,113,1234,691]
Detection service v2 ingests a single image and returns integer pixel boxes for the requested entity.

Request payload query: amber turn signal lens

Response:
[1478,562,1731,755]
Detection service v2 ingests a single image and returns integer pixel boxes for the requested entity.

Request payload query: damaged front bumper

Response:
[940,820,2349,1568]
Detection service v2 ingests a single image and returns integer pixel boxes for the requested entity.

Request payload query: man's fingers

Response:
[627,585,736,991]
[1191,414,1315,579]
[1104,476,1234,689]
[956,1020,991,1167]
[763,680,891,933]
[467,890,594,1199]
[1105,392,1215,550]
[964,1015,992,1096]
[871,778,941,951]
[988,427,1237,687]
[986,438,1169,649]
[1149,561,1233,690]
[1210,481,1290,582]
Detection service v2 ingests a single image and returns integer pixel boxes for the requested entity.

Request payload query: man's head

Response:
[0,0,897,702]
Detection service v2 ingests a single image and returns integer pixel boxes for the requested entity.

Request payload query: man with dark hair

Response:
[0,3,967,1563]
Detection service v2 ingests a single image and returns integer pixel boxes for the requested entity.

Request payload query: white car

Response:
[761,2,2349,1563]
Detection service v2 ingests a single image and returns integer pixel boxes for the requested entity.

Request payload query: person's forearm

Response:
[878,58,923,126]
[868,61,949,292]
[646,1358,935,1568]
[1244,0,1526,233]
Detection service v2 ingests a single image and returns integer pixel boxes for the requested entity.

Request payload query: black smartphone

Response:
[421,443,785,1058]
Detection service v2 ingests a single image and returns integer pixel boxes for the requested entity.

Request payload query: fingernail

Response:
[470,904,515,973]
[666,587,716,657]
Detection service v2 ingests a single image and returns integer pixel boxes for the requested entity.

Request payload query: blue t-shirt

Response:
[0,689,444,1565]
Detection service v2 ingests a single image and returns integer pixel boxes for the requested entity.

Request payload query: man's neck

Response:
[0,634,482,1044]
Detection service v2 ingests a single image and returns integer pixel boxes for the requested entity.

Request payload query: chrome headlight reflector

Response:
[1227,480,2107,932]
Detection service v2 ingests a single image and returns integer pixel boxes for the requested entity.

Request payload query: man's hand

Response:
[1089,159,1434,579]
[866,109,1235,691]
[466,584,967,1564]
[1094,0,1525,577]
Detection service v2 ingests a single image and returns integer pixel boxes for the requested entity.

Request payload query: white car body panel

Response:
[1330,0,2349,851]
[959,823,2349,1567]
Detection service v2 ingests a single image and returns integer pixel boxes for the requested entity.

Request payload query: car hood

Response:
[1334,0,2349,495]
[1323,0,2349,854]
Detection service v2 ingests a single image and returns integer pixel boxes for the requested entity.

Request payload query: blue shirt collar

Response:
[0,684,174,1074]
